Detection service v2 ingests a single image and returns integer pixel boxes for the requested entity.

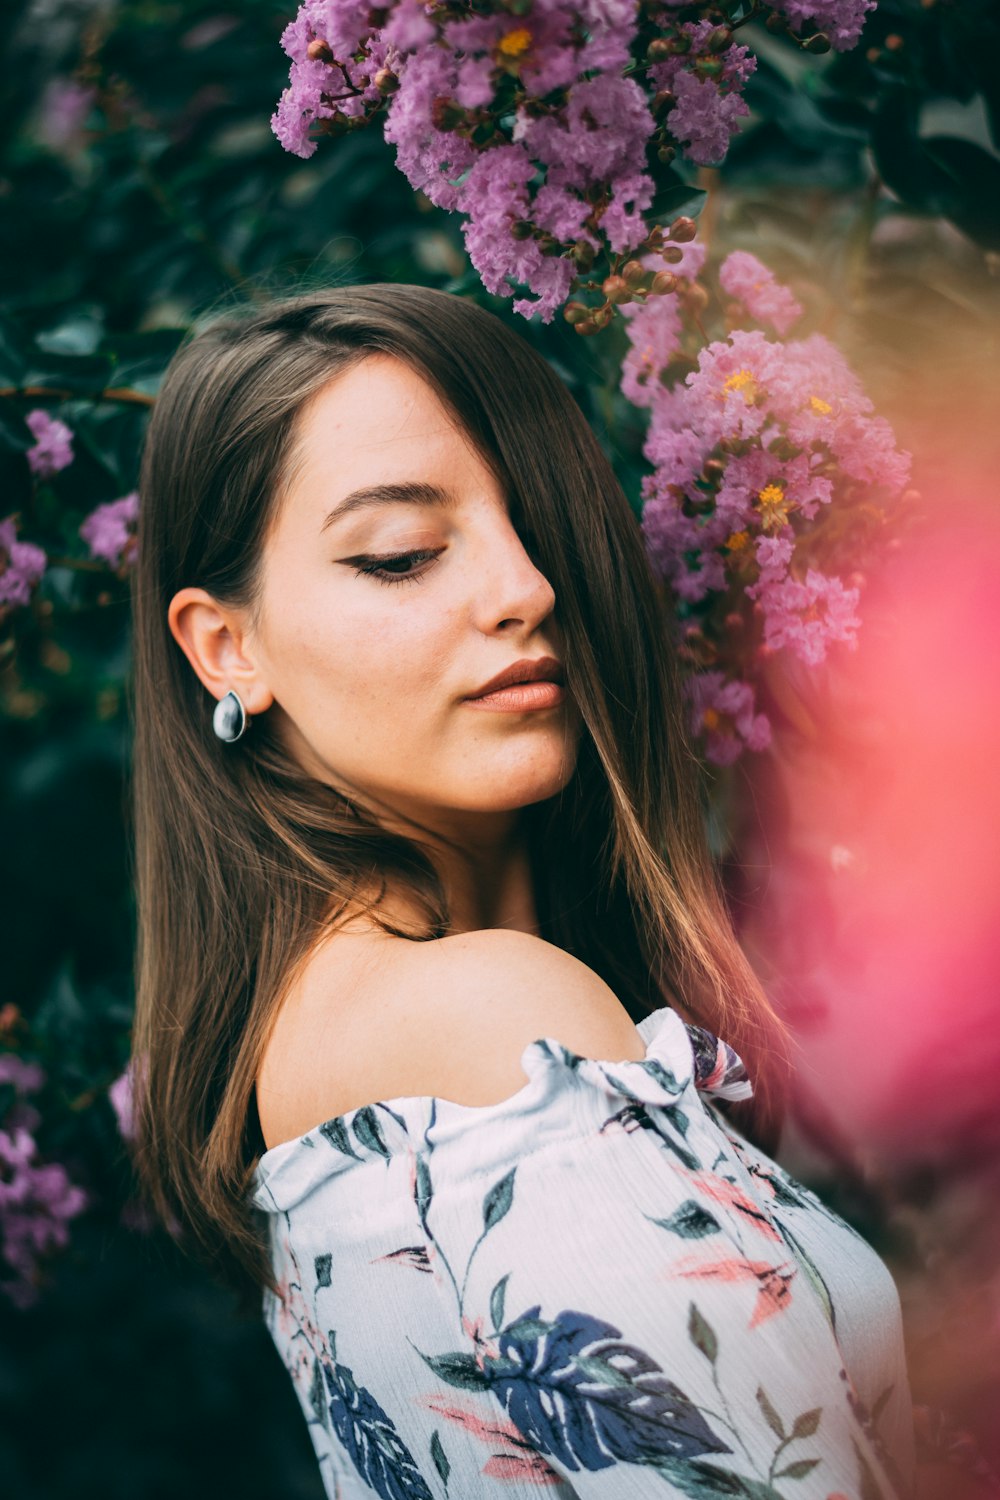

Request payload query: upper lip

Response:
[465,656,565,699]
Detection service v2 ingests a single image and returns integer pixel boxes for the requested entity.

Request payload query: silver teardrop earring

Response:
[212,688,251,742]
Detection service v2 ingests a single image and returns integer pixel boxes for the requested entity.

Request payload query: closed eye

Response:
[349,548,444,587]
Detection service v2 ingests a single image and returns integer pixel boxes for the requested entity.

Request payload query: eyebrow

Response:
[320,481,458,533]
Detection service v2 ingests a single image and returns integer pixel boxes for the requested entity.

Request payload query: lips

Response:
[465,655,565,700]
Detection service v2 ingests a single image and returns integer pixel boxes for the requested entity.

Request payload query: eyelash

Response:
[351,549,443,587]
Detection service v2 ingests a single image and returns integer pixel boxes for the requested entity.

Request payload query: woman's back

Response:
[251,933,915,1500]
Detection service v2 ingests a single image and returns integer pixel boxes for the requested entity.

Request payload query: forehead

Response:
[286,353,483,489]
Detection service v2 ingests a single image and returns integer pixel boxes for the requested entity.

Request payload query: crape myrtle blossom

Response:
[687,669,772,765]
[24,408,74,478]
[271,2,783,324]
[635,267,909,762]
[0,1052,89,1309]
[0,514,47,611]
[644,17,757,167]
[79,491,140,569]
[779,0,877,50]
[719,249,804,336]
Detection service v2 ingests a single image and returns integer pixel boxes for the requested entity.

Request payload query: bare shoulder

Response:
[255,926,648,1152]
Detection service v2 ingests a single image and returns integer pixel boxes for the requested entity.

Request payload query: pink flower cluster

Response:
[0,1053,89,1309]
[25,408,74,478]
[79,491,140,569]
[273,1,658,321]
[633,255,909,762]
[779,0,877,50]
[718,250,803,336]
[0,514,47,610]
[645,16,757,166]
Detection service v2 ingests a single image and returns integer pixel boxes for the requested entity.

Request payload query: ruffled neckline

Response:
[251,1005,752,1212]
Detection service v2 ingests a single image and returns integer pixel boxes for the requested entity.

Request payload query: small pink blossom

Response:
[0,515,47,610]
[79,491,140,568]
[719,251,803,336]
[0,1126,89,1308]
[25,409,74,478]
[687,671,772,765]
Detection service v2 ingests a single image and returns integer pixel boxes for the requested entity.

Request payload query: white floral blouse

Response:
[250,1003,915,1499]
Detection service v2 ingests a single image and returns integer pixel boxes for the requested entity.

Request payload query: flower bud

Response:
[621,259,647,288]
[651,89,676,118]
[602,275,633,304]
[765,11,787,31]
[510,219,534,240]
[646,37,672,63]
[683,282,710,313]
[702,458,725,483]
[705,26,732,52]
[373,67,399,94]
[574,316,600,336]
[563,301,590,325]
[657,144,676,165]
[668,31,691,55]
[306,37,334,63]
[571,238,596,269]
[801,31,831,53]
[593,304,615,329]
[661,245,685,264]
[650,271,678,295]
[668,216,697,242]
[694,57,724,79]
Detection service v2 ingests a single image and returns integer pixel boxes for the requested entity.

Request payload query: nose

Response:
[470,508,556,636]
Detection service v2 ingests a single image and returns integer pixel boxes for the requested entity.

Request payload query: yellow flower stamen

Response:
[702,707,721,731]
[726,530,750,551]
[723,368,755,393]
[498,27,533,56]
[809,395,832,414]
[757,483,792,531]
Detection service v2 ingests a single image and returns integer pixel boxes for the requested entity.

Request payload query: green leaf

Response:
[430,1429,450,1487]
[756,1386,785,1440]
[654,1457,784,1498]
[654,1200,721,1238]
[489,1274,509,1333]
[483,1167,516,1231]
[688,1302,718,1363]
[417,1350,492,1391]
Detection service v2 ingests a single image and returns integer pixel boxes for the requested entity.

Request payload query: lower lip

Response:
[464,681,565,711]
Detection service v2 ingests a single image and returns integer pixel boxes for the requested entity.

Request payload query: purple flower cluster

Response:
[632,258,909,762]
[274,1,662,321]
[645,17,756,166]
[25,408,74,478]
[778,0,877,50]
[79,491,140,568]
[0,514,47,611]
[0,1053,88,1309]
[718,249,803,336]
[687,670,772,766]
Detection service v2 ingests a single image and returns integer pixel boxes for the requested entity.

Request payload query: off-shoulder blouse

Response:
[250,1004,915,1499]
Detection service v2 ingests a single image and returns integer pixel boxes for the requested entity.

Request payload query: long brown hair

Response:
[126,282,792,1316]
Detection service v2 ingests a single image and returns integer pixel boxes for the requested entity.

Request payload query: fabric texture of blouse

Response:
[250,1004,916,1500]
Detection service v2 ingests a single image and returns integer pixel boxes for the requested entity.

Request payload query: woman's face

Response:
[239,353,582,840]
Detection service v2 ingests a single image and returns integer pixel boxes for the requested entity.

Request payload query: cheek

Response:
[273,586,457,720]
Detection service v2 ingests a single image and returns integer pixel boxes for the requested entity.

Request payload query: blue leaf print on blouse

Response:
[482,1304,731,1474]
[322,1351,434,1500]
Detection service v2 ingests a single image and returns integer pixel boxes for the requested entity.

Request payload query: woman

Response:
[127,283,915,1499]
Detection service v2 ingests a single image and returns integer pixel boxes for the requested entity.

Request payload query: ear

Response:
[167,587,274,715]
